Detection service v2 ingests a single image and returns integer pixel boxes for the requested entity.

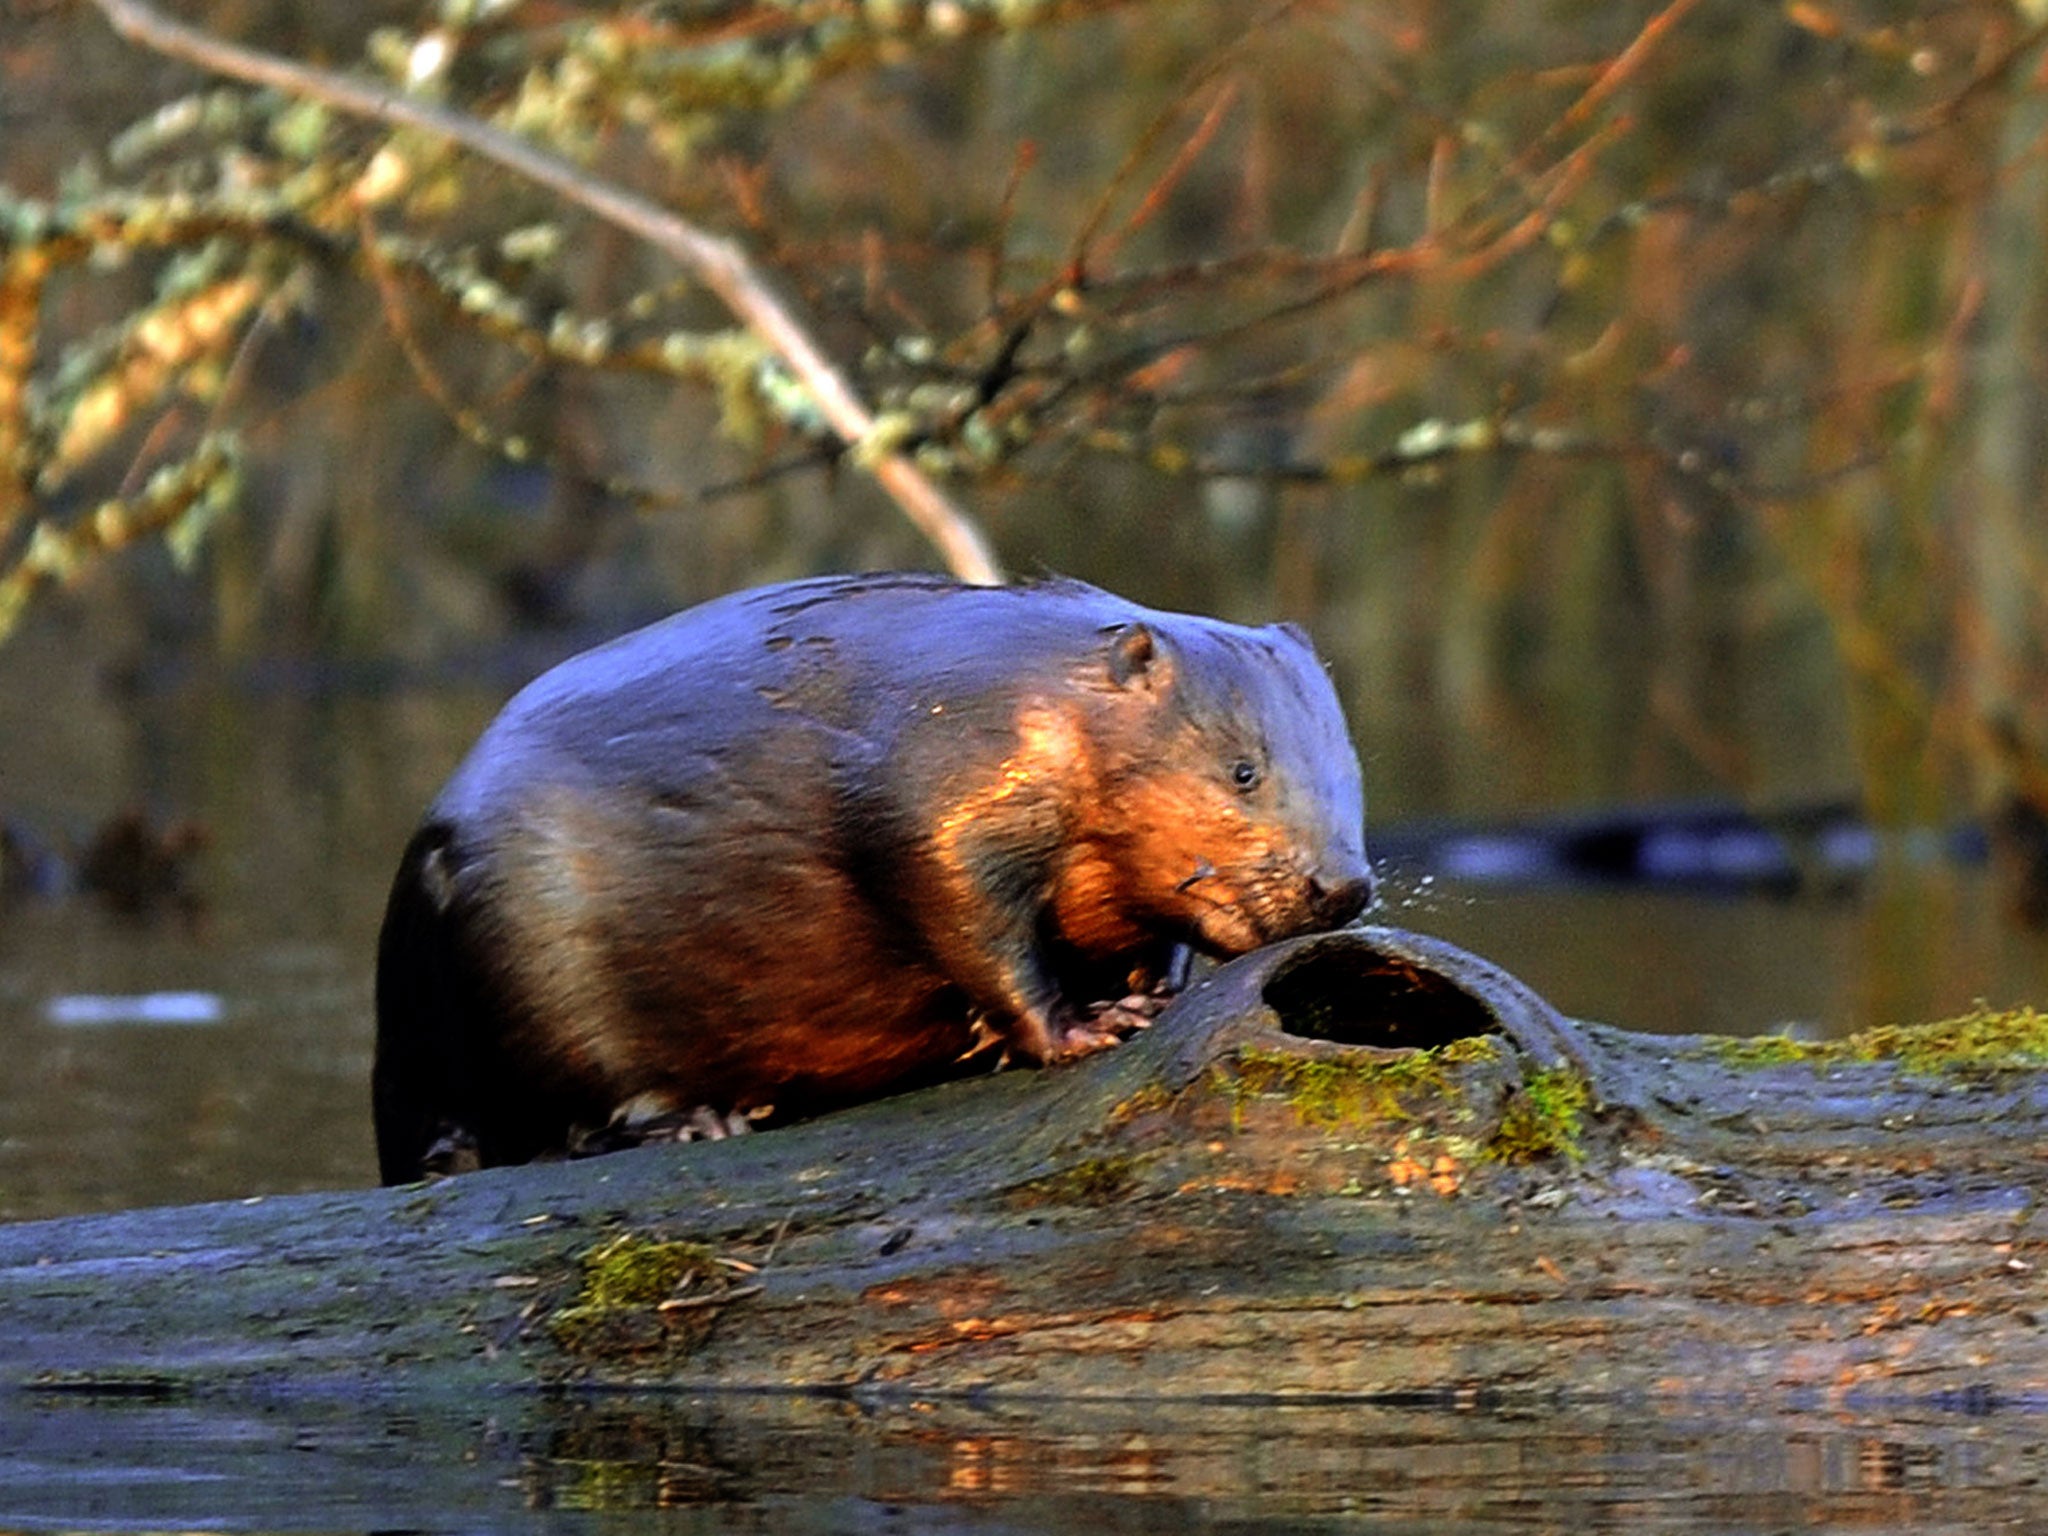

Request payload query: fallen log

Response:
[2,923,2045,1416]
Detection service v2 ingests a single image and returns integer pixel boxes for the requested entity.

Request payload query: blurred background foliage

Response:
[11,0,2048,1212]
[6,0,2048,831]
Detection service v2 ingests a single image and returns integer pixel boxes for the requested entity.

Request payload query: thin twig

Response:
[86,0,1003,584]
[984,139,1038,308]
[1093,81,1241,272]
[1065,0,1297,280]
[656,1283,763,1313]
[355,201,491,447]
[696,444,843,504]
[1557,0,1704,134]
[1507,0,1703,183]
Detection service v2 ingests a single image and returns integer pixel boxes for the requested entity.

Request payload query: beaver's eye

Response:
[1231,759,1262,792]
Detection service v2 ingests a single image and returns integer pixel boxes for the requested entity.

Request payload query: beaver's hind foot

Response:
[570,1096,758,1156]
[416,1122,482,1179]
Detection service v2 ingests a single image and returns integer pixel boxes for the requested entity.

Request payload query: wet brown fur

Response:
[373,574,1374,1182]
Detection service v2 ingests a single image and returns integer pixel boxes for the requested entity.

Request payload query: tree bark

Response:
[2,924,2043,1413]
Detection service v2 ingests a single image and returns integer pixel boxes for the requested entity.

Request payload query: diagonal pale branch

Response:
[85,0,1004,586]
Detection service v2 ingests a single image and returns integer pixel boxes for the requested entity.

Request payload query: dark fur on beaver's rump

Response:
[373,573,1374,1183]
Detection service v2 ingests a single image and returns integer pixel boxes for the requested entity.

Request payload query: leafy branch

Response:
[83,0,1003,585]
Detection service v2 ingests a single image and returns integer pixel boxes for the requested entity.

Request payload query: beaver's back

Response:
[434,574,1160,828]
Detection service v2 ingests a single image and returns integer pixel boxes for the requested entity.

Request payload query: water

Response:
[2,1391,2043,1532]
[0,615,496,1221]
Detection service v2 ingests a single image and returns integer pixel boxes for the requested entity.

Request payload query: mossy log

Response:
[3,925,2046,1412]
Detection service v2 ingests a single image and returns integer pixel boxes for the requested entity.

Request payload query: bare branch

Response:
[84,0,1005,585]
[1555,0,1705,135]
[1092,80,1241,273]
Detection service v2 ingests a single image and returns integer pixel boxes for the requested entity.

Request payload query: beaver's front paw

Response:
[1048,997,1162,1060]
[1094,988,1173,1026]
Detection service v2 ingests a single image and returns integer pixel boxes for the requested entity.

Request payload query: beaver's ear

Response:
[1105,622,1173,691]
[1271,619,1313,650]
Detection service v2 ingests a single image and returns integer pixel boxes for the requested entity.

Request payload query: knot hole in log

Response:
[1261,941,1498,1053]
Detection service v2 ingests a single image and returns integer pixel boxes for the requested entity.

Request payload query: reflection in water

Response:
[1,1391,2043,1532]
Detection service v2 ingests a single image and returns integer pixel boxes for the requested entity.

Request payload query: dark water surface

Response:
[3,1390,2045,1533]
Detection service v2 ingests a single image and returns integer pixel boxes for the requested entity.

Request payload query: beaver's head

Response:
[1080,616,1374,959]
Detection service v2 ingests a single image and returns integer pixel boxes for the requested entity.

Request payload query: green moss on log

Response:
[544,1232,754,1359]
[1217,1035,1501,1129]
[1710,1005,2048,1076]
[1484,1067,1591,1164]
[1002,1154,1142,1207]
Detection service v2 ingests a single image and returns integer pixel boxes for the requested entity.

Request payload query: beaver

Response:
[372,573,1375,1182]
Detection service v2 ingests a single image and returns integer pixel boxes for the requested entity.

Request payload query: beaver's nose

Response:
[1309,868,1376,928]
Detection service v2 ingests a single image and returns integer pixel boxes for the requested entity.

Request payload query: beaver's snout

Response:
[1308,869,1376,928]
